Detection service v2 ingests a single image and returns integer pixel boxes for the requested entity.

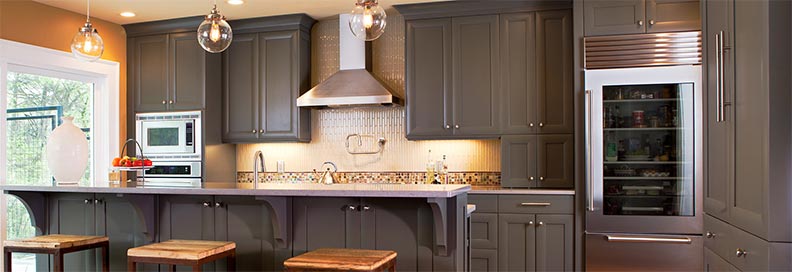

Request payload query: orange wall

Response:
[0,0,127,144]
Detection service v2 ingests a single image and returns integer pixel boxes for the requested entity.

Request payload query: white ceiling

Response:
[33,0,446,25]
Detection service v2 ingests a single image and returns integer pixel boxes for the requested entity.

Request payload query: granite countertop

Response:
[0,183,470,198]
[470,185,575,195]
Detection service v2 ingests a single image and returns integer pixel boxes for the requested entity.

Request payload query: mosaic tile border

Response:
[237,171,501,186]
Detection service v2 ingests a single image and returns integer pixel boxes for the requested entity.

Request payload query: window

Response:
[0,39,120,270]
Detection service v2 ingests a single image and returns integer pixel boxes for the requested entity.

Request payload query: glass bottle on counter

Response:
[426,149,435,184]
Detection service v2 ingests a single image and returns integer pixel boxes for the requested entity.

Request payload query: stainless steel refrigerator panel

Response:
[586,232,703,271]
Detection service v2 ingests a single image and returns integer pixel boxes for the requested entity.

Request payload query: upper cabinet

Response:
[221,15,314,143]
[401,2,574,140]
[584,0,700,36]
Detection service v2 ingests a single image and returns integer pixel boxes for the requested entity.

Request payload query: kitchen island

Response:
[1,183,470,271]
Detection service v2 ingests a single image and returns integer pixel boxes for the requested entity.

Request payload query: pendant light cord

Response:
[86,0,90,23]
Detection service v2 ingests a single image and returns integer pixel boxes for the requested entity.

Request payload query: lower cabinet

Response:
[293,197,437,271]
[469,194,573,271]
[705,249,739,272]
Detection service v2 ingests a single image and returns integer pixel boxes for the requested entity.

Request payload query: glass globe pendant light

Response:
[70,0,104,62]
[197,0,233,53]
[348,0,387,41]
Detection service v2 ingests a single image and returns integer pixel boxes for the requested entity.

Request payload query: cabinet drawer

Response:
[471,213,498,249]
[468,195,498,212]
[705,248,739,271]
[704,215,769,271]
[498,195,572,214]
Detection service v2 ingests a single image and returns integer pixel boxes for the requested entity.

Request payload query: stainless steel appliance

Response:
[135,111,203,187]
[135,111,202,160]
[585,64,703,270]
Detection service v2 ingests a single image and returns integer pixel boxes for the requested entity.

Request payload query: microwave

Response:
[135,111,202,160]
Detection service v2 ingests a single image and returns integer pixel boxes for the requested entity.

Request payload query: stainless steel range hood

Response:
[297,14,402,108]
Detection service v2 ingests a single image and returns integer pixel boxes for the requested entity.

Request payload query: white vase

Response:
[46,116,89,186]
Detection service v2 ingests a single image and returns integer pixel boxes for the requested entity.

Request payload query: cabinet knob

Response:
[362,205,371,211]
[94,199,102,204]
[638,20,644,26]
[252,130,257,134]
[259,129,264,134]
[538,123,544,127]
[539,176,545,181]
[530,177,535,181]
[528,221,534,225]
[454,124,460,129]
[538,222,544,226]
[169,100,174,104]
[161,100,166,105]
[735,248,748,258]
[649,20,655,26]
[705,232,715,239]
[84,199,92,204]
[529,123,534,127]
[215,202,223,208]
[445,124,451,129]
[202,202,211,207]
[346,205,357,211]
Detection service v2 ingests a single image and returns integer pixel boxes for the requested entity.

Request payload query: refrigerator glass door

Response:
[586,65,702,234]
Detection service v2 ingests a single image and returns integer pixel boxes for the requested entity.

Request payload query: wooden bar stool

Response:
[284,248,397,272]
[3,234,109,272]
[127,240,236,272]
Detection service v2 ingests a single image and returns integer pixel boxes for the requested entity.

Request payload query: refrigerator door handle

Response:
[585,90,595,211]
[605,235,693,244]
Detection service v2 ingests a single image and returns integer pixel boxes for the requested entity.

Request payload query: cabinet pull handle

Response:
[520,202,551,207]
[605,235,692,244]
[637,20,644,26]
[705,232,715,239]
[735,248,748,258]
[585,90,595,212]
[717,31,729,122]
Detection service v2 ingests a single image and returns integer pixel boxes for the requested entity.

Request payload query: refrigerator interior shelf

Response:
[604,161,685,165]
[604,127,682,131]
[603,98,680,103]
[622,207,664,212]
[604,177,685,180]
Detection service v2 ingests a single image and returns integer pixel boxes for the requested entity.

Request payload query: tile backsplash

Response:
[236,10,502,180]
[237,171,501,185]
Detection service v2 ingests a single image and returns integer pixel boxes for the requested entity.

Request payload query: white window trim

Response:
[0,39,120,260]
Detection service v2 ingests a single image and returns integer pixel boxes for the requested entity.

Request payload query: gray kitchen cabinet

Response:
[498,213,536,271]
[46,193,99,272]
[292,197,360,252]
[158,195,215,271]
[222,29,311,143]
[704,249,739,272]
[214,196,281,272]
[584,0,699,36]
[501,135,574,188]
[470,249,498,272]
[129,32,210,113]
[646,0,700,33]
[584,0,646,36]
[406,18,453,138]
[451,15,500,135]
[535,214,573,271]
[500,10,573,135]
[359,198,435,271]
[703,0,792,243]
[470,213,498,249]
[130,34,169,112]
[96,195,150,272]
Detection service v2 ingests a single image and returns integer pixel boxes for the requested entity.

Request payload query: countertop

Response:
[0,183,470,198]
[470,186,575,195]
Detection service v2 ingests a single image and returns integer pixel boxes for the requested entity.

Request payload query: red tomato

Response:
[133,160,144,167]
[143,160,153,166]
[124,160,134,167]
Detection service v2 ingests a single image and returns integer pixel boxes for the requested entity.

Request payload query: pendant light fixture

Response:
[197,0,233,53]
[348,0,387,41]
[70,0,104,62]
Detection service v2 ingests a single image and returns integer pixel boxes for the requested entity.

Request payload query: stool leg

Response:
[170,264,177,272]
[127,259,136,272]
[227,250,236,271]
[192,264,202,272]
[4,248,11,272]
[53,250,64,272]
[101,242,110,272]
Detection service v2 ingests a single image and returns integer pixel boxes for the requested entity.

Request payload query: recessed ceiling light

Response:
[227,0,244,5]
[120,12,136,17]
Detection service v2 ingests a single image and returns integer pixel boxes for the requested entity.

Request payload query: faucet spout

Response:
[253,151,265,189]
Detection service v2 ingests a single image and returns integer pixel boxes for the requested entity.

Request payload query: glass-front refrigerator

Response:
[585,65,703,271]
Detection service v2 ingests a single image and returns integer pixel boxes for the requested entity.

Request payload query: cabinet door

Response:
[498,213,536,271]
[451,15,501,135]
[158,195,216,271]
[536,10,574,134]
[703,0,732,221]
[535,214,573,271]
[500,12,537,134]
[584,0,646,36]
[471,213,498,249]
[704,249,739,271]
[292,197,360,255]
[169,32,206,111]
[214,196,280,272]
[95,195,150,272]
[406,18,453,139]
[471,249,498,272]
[258,31,301,140]
[222,33,259,142]
[536,134,574,188]
[47,193,98,271]
[360,198,435,271]
[501,135,537,188]
[132,35,168,112]
[646,0,700,33]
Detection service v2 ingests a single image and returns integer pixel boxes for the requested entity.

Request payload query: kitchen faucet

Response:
[253,151,265,189]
